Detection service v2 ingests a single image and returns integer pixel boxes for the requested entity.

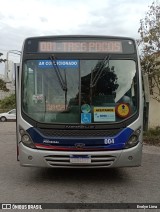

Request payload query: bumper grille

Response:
[44,154,117,168]
[38,128,121,137]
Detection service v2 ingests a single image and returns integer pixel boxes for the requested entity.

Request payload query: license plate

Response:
[70,155,91,164]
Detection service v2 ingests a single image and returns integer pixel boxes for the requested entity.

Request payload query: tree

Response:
[0,79,9,92]
[0,53,6,63]
[138,1,160,102]
[0,53,9,91]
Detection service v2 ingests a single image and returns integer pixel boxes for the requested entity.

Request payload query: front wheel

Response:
[0,116,7,122]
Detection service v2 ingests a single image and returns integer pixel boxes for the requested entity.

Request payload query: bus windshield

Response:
[22,59,137,124]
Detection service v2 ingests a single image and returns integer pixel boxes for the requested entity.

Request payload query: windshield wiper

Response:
[50,55,68,109]
[49,55,67,92]
[90,55,111,104]
[90,55,111,88]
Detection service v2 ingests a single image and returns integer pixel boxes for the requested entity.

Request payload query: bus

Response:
[16,35,149,168]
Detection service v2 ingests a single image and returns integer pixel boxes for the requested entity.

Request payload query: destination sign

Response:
[39,40,122,53]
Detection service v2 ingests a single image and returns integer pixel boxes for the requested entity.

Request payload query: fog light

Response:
[128,156,133,160]
[28,156,33,160]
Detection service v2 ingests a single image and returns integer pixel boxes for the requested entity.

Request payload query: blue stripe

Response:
[27,127,133,150]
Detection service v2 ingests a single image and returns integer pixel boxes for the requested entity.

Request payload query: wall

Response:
[149,97,160,127]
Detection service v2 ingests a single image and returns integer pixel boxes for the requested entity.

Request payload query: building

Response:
[0,61,16,100]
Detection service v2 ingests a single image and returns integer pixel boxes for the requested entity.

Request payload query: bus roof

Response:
[24,35,135,41]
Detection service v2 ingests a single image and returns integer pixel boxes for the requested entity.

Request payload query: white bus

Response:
[16,35,149,168]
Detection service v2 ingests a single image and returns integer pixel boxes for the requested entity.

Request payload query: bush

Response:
[143,127,160,146]
[0,94,16,110]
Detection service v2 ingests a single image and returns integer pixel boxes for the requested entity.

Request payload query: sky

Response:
[0,0,154,74]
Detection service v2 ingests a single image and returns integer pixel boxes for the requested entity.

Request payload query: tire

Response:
[0,116,7,122]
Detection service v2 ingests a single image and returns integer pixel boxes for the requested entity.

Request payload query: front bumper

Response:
[18,142,142,168]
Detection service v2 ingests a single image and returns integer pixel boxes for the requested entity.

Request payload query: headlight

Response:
[19,127,36,149]
[124,128,141,149]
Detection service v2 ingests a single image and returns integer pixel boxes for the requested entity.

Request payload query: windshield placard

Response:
[94,107,116,122]
[39,41,122,53]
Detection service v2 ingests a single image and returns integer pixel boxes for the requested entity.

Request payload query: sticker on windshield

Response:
[38,60,79,68]
[94,107,115,122]
[116,103,130,118]
[81,104,91,113]
[81,113,91,124]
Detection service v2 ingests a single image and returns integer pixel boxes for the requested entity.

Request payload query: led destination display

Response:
[39,40,123,53]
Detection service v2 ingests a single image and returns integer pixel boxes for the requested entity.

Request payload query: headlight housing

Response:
[19,127,36,149]
[124,128,141,149]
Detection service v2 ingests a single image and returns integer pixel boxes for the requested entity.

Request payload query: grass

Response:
[143,127,160,146]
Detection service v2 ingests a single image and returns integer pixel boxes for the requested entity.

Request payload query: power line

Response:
[0,49,10,52]
[0,49,21,53]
